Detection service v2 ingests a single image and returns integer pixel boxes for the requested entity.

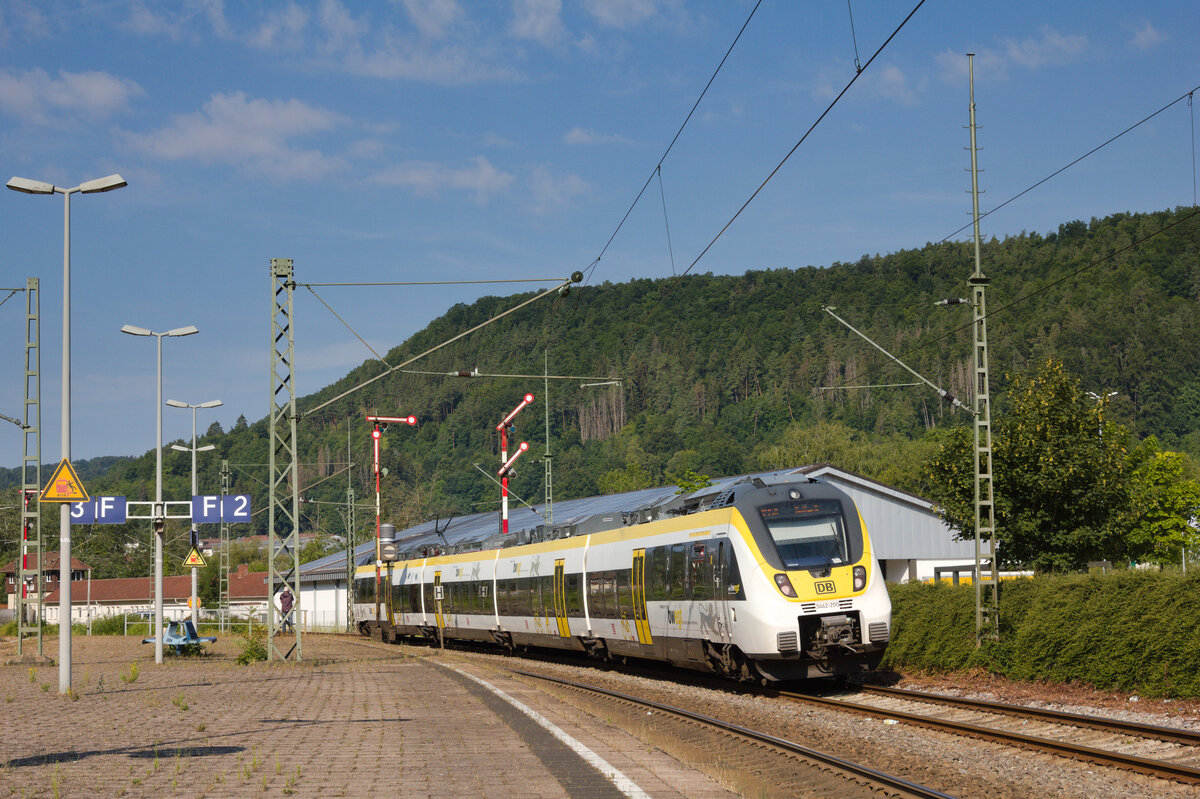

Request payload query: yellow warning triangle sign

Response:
[184,548,207,568]
[39,458,89,503]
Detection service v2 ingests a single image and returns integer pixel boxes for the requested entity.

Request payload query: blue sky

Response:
[0,0,1197,466]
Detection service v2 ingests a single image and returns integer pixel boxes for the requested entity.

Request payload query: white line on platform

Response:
[445,664,651,799]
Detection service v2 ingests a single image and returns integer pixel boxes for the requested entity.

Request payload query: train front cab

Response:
[729,480,891,681]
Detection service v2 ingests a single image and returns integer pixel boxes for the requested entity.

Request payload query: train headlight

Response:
[853,565,866,591]
[774,573,798,598]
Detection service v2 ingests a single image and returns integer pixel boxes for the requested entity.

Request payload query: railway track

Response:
[513,668,957,799]
[784,683,1200,784]
[354,634,1200,787]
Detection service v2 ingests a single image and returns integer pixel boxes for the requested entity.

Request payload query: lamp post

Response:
[121,324,198,664]
[7,173,126,694]
[168,398,222,628]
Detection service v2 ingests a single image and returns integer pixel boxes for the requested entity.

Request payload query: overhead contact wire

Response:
[305,282,572,417]
[582,0,763,284]
[940,84,1200,243]
[676,0,927,281]
[657,166,677,275]
[827,207,1200,394]
[305,284,392,368]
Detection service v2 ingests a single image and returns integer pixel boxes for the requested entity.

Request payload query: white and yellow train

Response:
[353,475,891,681]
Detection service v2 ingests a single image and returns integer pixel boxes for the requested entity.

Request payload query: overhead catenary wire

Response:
[299,278,564,287]
[581,0,764,285]
[657,166,677,276]
[1190,91,1197,207]
[940,84,1200,243]
[675,0,927,281]
[305,284,392,368]
[826,207,1200,396]
[393,368,620,381]
[846,0,862,73]
[304,279,575,417]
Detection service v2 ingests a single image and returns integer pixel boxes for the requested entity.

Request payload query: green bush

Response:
[236,631,267,665]
[883,570,1200,697]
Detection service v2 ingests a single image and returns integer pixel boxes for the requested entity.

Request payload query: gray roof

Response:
[299,465,968,579]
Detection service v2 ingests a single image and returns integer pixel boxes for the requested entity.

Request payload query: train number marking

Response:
[814,580,836,595]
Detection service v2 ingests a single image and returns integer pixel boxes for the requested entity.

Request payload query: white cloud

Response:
[483,131,517,147]
[0,68,143,126]
[249,4,310,49]
[371,156,514,203]
[1129,20,1166,52]
[937,27,1086,83]
[871,65,918,107]
[123,92,347,181]
[999,26,1088,69]
[402,0,463,39]
[316,0,368,54]
[341,38,521,84]
[810,62,921,106]
[563,126,633,145]
[527,165,588,214]
[118,0,231,41]
[510,0,565,46]
[580,0,657,29]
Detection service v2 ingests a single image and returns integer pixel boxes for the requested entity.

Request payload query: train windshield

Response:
[759,499,849,569]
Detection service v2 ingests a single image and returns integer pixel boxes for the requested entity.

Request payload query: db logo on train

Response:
[814,580,836,594]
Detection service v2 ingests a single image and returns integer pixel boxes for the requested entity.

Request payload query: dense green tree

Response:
[6,208,1200,579]
[1120,439,1200,566]
[925,359,1200,571]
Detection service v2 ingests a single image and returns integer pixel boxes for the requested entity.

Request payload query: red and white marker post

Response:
[496,393,534,535]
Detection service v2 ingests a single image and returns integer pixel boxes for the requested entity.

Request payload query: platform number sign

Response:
[191,495,252,524]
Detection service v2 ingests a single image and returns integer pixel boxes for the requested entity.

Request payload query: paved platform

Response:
[0,633,738,798]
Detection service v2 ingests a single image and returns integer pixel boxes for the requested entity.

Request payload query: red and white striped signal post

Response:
[366,414,416,622]
[496,393,533,535]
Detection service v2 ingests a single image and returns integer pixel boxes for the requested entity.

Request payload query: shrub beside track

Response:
[883,570,1200,698]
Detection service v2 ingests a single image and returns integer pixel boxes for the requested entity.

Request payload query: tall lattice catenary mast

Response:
[967,54,999,644]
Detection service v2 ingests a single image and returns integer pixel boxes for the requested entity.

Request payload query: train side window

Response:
[495,579,508,616]
[616,569,631,620]
[596,571,615,618]
[566,573,581,616]
[410,584,421,613]
[647,547,666,601]
[690,546,710,601]
[670,544,686,601]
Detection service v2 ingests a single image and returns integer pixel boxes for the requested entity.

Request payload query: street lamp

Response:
[168,398,222,627]
[121,323,198,664]
[7,173,127,694]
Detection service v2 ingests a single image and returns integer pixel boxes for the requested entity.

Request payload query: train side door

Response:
[715,540,732,645]
[553,559,571,637]
[433,571,443,630]
[631,549,653,645]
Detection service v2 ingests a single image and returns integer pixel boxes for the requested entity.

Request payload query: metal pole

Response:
[59,187,72,692]
[154,332,164,664]
[373,424,382,623]
[189,405,198,628]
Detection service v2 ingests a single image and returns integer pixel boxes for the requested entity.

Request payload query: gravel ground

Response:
[441,647,1200,799]
[3,633,1196,798]
[891,669,1200,732]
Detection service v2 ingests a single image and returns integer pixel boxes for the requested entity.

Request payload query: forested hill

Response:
[4,207,1199,577]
